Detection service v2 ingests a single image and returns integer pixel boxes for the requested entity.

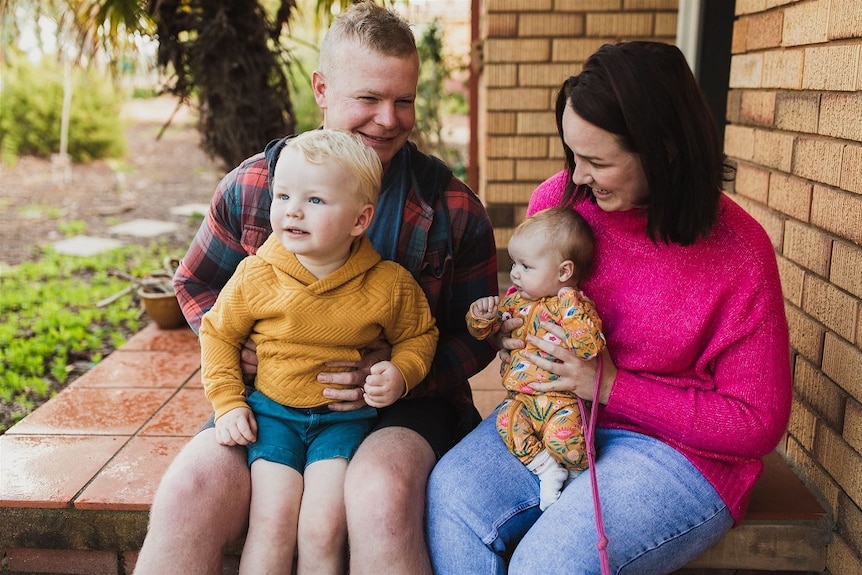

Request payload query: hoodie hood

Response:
[256,233,383,296]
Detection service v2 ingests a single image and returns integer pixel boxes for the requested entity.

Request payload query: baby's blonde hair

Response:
[283,130,382,206]
[512,207,595,282]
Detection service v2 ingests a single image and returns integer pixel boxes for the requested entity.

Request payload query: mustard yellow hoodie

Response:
[200,234,438,419]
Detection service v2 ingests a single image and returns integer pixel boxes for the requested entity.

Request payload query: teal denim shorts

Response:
[246,390,376,473]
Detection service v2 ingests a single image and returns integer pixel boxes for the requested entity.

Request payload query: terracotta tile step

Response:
[0,326,831,574]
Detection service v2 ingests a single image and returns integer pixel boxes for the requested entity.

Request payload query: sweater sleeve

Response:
[385,266,440,394]
[198,258,258,419]
[173,156,269,334]
[558,289,606,360]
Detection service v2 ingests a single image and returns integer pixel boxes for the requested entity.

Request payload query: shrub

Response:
[0,56,126,163]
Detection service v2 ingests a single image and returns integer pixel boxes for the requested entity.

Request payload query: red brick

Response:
[831,241,862,300]
[794,358,847,431]
[746,10,784,50]
[777,256,805,305]
[811,185,862,245]
[782,0,829,46]
[5,548,118,575]
[739,90,776,126]
[768,172,812,221]
[786,302,825,365]
[802,274,859,343]
[823,333,862,402]
[762,49,804,89]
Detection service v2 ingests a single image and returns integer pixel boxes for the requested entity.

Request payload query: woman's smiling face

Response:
[562,105,650,212]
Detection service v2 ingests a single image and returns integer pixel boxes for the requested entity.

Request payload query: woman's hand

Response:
[493,316,525,370]
[318,338,392,411]
[525,321,617,404]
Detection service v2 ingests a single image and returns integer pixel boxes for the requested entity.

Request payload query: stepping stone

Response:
[53,236,124,257]
[109,219,179,238]
[170,203,209,218]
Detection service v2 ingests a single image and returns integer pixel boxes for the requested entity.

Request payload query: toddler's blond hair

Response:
[283,130,382,206]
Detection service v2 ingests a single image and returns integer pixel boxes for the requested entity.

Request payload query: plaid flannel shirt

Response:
[175,138,498,432]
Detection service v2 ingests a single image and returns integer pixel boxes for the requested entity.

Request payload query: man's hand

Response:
[240,338,258,384]
[319,338,392,411]
[215,407,257,446]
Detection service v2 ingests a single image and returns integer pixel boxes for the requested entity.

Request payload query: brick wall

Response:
[478,0,679,264]
[477,0,862,572]
[727,2,862,574]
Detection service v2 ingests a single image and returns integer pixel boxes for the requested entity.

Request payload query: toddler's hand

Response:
[215,407,257,446]
[363,361,406,408]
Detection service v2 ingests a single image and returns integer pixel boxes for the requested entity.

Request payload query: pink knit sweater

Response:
[529,172,791,523]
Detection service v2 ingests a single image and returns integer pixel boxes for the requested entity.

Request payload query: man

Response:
[133,2,497,574]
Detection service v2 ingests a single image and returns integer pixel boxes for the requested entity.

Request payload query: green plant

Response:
[0,242,183,434]
[0,55,126,164]
[412,18,467,178]
[58,220,87,237]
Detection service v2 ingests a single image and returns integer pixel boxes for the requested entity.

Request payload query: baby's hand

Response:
[215,407,257,446]
[363,361,406,408]
[471,295,500,319]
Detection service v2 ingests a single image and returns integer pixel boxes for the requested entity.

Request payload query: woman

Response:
[427,41,791,575]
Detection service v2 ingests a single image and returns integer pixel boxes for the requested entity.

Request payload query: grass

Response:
[0,241,186,434]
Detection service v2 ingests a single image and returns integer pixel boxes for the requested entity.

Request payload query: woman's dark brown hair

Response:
[555,41,734,246]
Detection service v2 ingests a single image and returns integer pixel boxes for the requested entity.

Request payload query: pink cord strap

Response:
[577,354,610,575]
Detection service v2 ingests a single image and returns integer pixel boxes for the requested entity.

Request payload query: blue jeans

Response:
[427,411,733,575]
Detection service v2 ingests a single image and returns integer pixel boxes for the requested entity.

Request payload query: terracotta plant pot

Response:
[138,289,186,329]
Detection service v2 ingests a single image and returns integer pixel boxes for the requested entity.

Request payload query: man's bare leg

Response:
[134,428,251,575]
[344,427,435,575]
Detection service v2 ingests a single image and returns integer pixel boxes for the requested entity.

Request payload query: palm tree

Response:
[146,0,297,167]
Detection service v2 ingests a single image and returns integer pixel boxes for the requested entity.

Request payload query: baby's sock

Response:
[527,449,570,510]
[564,467,584,487]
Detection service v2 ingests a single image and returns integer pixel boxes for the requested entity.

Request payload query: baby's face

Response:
[507,234,565,300]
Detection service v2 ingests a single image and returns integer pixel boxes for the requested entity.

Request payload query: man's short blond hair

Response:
[319,0,416,75]
[284,130,382,206]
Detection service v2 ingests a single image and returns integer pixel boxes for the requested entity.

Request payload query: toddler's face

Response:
[270,148,368,263]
